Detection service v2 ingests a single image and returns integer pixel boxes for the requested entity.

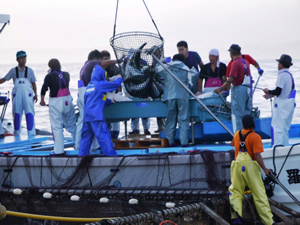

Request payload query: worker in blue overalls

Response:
[79,65,123,156]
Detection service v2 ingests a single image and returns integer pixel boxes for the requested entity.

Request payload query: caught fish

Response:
[130,42,147,70]
[124,74,151,98]
[121,43,166,99]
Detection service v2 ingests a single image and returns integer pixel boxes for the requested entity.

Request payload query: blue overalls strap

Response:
[54,71,67,88]
[285,71,295,90]
[238,130,253,152]
[15,66,28,78]
[237,58,249,75]
[207,64,220,76]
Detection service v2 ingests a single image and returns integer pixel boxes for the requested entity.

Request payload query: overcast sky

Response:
[1,0,300,64]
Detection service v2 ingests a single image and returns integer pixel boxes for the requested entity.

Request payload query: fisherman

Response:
[214,44,250,132]
[150,45,167,133]
[225,45,264,108]
[196,49,227,95]
[40,59,77,155]
[229,114,274,225]
[129,117,151,135]
[75,50,119,150]
[101,50,122,139]
[177,41,203,71]
[79,65,123,156]
[263,54,295,147]
[163,54,191,147]
[0,50,37,136]
[226,48,264,78]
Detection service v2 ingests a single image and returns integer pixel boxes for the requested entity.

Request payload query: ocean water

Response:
[0,59,299,137]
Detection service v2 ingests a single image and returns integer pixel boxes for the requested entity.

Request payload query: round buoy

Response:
[166,202,175,208]
[70,195,80,201]
[43,192,52,199]
[99,197,109,203]
[129,198,138,204]
[0,204,7,220]
[13,188,22,195]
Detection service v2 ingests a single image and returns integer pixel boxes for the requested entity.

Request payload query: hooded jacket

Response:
[162,60,191,102]
[84,65,123,122]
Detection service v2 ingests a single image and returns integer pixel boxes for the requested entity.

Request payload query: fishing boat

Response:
[1,9,300,225]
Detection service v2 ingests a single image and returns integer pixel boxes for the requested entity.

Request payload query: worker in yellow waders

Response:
[229,114,274,225]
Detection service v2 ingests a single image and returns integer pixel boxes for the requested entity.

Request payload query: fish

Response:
[122,43,166,99]
[150,80,161,99]
[130,42,147,70]
[124,74,151,98]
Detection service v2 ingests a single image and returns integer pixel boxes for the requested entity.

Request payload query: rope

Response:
[159,220,177,225]
[1,156,20,188]
[142,0,163,40]
[277,143,300,178]
[6,210,116,222]
[272,145,283,175]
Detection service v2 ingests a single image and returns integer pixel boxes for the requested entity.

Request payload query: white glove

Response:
[109,74,122,82]
[117,92,123,96]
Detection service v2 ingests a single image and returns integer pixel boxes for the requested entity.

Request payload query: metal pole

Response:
[269,173,300,206]
[251,74,262,97]
[218,93,230,111]
[190,118,194,145]
[152,54,234,137]
[124,121,128,139]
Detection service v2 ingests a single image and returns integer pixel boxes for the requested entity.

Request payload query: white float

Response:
[70,195,80,201]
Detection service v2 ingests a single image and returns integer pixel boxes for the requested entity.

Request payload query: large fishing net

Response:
[110,32,165,99]
[0,151,236,224]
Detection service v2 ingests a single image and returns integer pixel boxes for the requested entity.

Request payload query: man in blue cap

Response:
[214,44,251,132]
[0,50,37,136]
[263,54,295,147]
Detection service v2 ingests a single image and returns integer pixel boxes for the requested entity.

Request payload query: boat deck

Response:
[1,134,300,156]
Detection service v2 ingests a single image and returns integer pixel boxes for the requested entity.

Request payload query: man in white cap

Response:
[263,54,295,147]
[196,49,227,95]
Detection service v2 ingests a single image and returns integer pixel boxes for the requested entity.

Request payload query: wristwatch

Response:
[34,94,38,97]
[219,87,223,91]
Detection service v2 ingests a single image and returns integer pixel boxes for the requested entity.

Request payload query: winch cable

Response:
[151,53,234,137]
[142,0,163,40]
[112,0,119,42]
[112,0,162,41]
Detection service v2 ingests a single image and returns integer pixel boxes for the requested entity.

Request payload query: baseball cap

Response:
[228,44,241,52]
[16,50,27,58]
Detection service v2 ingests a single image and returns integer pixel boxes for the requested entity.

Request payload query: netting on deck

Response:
[110,32,165,99]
